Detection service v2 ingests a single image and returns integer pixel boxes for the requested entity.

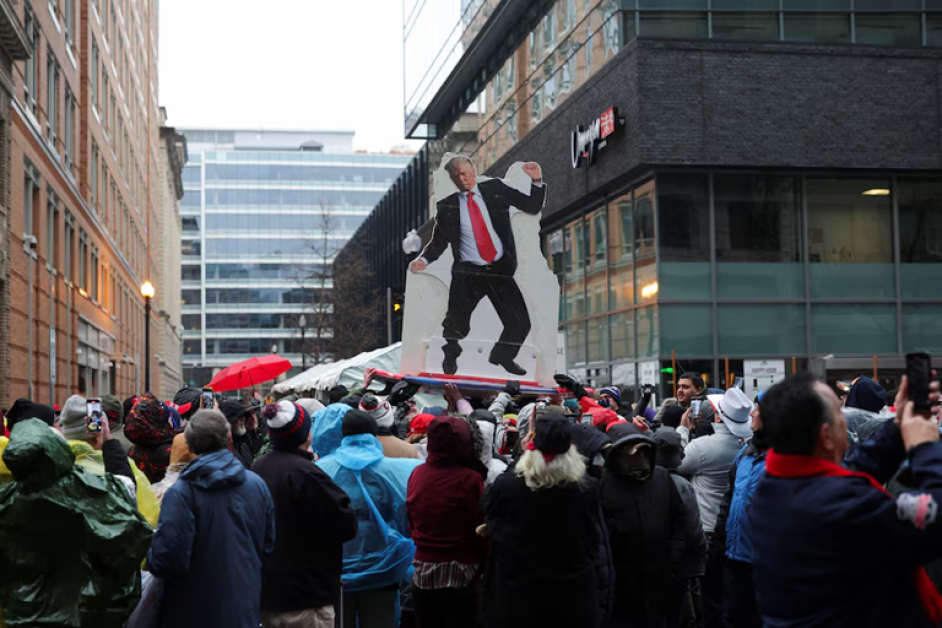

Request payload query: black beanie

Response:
[6,399,56,429]
[329,385,349,405]
[661,405,686,429]
[533,412,572,456]
[342,409,378,437]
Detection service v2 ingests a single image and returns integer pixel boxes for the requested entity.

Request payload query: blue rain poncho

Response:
[317,434,423,592]
[310,403,351,458]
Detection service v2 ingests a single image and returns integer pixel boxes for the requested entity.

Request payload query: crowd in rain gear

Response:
[124,393,183,483]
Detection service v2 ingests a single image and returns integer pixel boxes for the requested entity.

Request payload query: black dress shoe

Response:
[443,356,458,375]
[489,358,526,376]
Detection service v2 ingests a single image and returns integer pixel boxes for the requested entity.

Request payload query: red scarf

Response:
[766,450,942,626]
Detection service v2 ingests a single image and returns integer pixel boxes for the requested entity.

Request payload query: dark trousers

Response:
[722,559,762,628]
[442,263,530,363]
[668,578,699,628]
[701,533,725,628]
[413,585,477,628]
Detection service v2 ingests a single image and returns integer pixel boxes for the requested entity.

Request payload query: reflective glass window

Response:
[855,13,922,47]
[634,181,657,304]
[636,305,659,358]
[782,0,850,8]
[585,207,608,316]
[711,0,777,8]
[928,14,942,47]
[608,191,634,310]
[183,340,201,355]
[715,174,803,299]
[610,311,635,360]
[566,322,587,368]
[546,230,565,322]
[660,304,712,356]
[902,305,942,354]
[711,13,780,41]
[639,0,707,8]
[181,265,200,281]
[783,13,851,43]
[181,314,201,331]
[807,178,894,299]
[639,12,709,38]
[854,0,920,10]
[181,216,200,233]
[812,305,896,354]
[658,173,711,299]
[899,178,942,298]
[563,216,586,320]
[718,305,806,356]
[587,316,610,364]
[181,290,201,305]
[181,240,201,256]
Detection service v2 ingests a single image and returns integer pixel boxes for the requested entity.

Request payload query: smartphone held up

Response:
[906,352,933,416]
[86,398,103,433]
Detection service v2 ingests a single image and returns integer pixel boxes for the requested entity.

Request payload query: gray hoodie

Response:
[676,422,747,533]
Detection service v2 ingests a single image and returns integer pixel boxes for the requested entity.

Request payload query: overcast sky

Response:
[159,0,421,153]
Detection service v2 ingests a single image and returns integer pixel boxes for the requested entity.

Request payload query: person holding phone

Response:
[750,373,942,628]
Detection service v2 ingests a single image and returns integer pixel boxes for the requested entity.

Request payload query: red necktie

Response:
[467,192,497,263]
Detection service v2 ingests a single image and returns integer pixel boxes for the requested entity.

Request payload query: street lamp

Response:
[140,281,155,392]
[298,314,307,370]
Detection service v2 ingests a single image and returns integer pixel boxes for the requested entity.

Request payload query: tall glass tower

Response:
[178,129,411,388]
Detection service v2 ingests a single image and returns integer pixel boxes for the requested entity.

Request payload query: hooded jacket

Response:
[408,416,487,568]
[601,428,689,624]
[310,403,351,458]
[316,434,423,592]
[653,427,707,580]
[124,394,183,483]
[713,439,767,565]
[252,448,358,612]
[845,376,888,414]
[147,449,276,628]
[0,419,153,628]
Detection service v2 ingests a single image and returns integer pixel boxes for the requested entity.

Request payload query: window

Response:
[812,305,896,354]
[711,12,780,41]
[24,7,38,115]
[64,91,75,169]
[898,178,942,298]
[79,230,88,291]
[91,248,100,301]
[563,216,585,321]
[64,211,75,280]
[91,143,99,212]
[91,43,99,111]
[608,191,634,310]
[639,12,708,38]
[634,181,657,303]
[181,315,202,331]
[903,305,942,354]
[807,178,894,299]
[46,49,59,145]
[64,0,74,46]
[181,264,200,281]
[610,311,635,360]
[660,304,713,355]
[23,161,40,238]
[718,304,806,355]
[657,173,711,299]
[855,13,921,47]
[714,174,803,298]
[585,207,608,316]
[46,191,58,268]
[783,13,851,43]
[183,340,201,356]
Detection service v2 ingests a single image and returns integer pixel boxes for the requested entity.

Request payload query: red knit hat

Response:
[408,413,435,436]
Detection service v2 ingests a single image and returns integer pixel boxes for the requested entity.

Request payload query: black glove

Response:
[554,374,588,399]
[388,380,420,405]
[641,384,654,396]
[502,380,521,396]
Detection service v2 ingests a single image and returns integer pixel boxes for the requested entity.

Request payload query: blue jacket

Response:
[722,441,766,563]
[751,422,942,628]
[310,403,351,458]
[147,449,275,628]
[317,434,423,592]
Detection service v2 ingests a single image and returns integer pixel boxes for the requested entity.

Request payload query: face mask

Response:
[598,398,611,408]
[752,427,770,451]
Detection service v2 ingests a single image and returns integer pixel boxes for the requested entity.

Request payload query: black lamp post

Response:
[141,280,155,392]
[298,314,307,370]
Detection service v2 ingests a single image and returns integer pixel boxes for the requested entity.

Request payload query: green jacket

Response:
[0,419,153,627]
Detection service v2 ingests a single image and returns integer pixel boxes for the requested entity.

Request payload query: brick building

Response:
[6,0,169,407]
[387,1,942,399]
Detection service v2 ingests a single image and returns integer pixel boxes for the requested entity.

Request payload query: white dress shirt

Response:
[457,185,504,265]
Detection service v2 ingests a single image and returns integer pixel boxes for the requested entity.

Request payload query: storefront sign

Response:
[743,359,786,399]
[571,107,617,168]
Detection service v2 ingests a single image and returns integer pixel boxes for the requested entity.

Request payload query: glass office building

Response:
[178,129,411,387]
[400,0,942,399]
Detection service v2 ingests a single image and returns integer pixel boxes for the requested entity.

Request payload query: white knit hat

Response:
[359,394,394,429]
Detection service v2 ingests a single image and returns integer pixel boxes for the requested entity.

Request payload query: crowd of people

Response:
[0,365,940,628]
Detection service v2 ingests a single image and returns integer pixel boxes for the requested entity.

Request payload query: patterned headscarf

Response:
[124,393,182,483]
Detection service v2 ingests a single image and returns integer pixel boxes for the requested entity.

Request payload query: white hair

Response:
[445,155,476,175]
[515,444,586,491]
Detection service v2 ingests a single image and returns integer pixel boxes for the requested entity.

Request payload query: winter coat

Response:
[310,403,350,458]
[751,421,942,628]
[843,406,892,458]
[231,432,255,468]
[147,449,276,628]
[68,439,161,527]
[0,419,152,628]
[601,429,688,626]
[715,440,766,564]
[483,467,601,628]
[408,416,487,567]
[378,433,420,459]
[570,422,612,478]
[676,421,746,532]
[252,448,358,612]
[316,434,423,592]
[654,427,707,580]
[845,376,887,414]
[124,394,183,483]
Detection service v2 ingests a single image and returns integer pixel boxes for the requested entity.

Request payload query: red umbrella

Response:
[207,355,293,392]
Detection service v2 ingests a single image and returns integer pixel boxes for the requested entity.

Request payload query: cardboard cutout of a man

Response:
[410,156,546,376]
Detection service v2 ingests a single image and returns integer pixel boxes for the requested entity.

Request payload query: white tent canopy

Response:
[273,343,402,397]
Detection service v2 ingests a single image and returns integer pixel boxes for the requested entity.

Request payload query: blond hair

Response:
[515,444,586,491]
[445,155,475,176]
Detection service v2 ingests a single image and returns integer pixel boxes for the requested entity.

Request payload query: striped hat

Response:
[262,400,311,451]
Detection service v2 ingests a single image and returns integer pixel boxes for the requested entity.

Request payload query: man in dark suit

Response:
[410,156,546,376]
